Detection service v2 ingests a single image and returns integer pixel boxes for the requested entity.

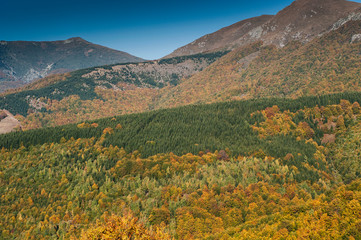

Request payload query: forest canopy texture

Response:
[1,93,361,239]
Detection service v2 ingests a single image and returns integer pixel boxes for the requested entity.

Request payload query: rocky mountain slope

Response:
[156,19,361,108]
[0,37,144,92]
[258,0,361,46]
[167,0,361,57]
[165,15,273,58]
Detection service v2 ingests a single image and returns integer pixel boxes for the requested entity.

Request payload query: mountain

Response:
[258,0,361,46]
[165,15,273,58]
[155,18,361,108]
[167,0,361,57]
[0,37,144,92]
[3,0,361,132]
[0,51,227,131]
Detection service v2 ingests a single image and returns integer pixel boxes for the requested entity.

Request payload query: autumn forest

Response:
[1,93,361,239]
[2,0,361,239]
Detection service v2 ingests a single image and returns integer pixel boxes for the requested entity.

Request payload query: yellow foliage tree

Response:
[80,214,173,240]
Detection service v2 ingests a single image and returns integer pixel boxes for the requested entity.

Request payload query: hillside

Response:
[2,4,361,132]
[0,37,144,92]
[3,0,361,239]
[0,51,227,130]
[1,93,361,239]
[167,0,361,58]
[165,15,273,58]
[259,0,361,46]
[156,19,361,108]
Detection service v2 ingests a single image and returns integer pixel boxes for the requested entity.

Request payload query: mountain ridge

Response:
[0,37,144,92]
[156,19,361,109]
[166,0,361,58]
[2,0,361,131]
[165,15,273,58]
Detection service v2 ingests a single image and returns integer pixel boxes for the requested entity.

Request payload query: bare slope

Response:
[259,0,361,47]
[165,15,273,58]
[0,110,20,134]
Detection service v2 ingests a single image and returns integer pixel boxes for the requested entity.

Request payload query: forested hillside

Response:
[3,20,361,131]
[1,93,361,239]
[0,51,228,130]
[156,20,361,108]
[3,1,361,239]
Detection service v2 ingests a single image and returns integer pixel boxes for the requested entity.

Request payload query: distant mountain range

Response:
[0,37,144,92]
[2,0,361,132]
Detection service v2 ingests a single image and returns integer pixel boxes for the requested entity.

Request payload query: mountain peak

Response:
[0,38,144,92]
[64,37,88,44]
[260,0,361,46]
[165,14,273,58]
[278,0,359,14]
[68,37,84,40]
[166,0,361,58]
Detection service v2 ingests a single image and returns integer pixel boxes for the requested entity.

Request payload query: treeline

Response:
[157,50,230,65]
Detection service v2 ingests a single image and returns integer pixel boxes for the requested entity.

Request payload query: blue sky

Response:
[3,0,361,59]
